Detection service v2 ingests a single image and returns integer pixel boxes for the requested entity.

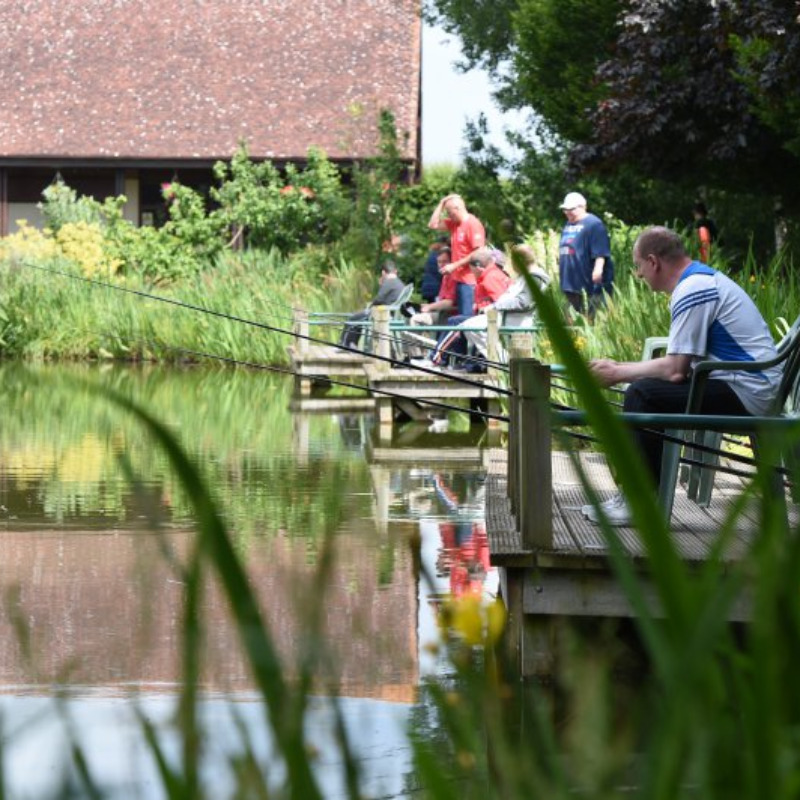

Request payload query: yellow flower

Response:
[439,595,506,647]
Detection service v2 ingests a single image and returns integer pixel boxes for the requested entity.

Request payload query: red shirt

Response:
[438,272,457,302]
[474,263,510,310]
[445,214,485,285]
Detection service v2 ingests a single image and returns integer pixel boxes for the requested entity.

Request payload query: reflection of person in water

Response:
[431,472,490,597]
[437,521,490,598]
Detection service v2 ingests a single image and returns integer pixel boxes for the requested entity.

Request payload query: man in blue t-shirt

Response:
[558,191,614,318]
[583,226,781,526]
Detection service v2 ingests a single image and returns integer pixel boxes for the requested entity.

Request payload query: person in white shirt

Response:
[584,225,781,526]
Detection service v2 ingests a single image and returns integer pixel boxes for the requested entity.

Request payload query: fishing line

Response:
[105,336,513,424]
[25,261,772,472]
[20,261,512,396]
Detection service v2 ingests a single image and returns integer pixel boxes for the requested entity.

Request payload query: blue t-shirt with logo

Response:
[558,213,614,295]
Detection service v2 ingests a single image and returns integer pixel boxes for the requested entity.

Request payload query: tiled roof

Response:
[0,0,421,163]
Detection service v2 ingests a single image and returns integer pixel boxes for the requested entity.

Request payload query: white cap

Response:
[560,191,587,210]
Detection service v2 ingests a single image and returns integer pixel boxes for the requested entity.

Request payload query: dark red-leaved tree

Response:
[572,0,800,212]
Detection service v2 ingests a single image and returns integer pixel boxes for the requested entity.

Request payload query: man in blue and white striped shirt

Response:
[584,225,781,526]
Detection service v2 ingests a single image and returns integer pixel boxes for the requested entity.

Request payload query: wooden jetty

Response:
[288,307,511,439]
[485,358,798,678]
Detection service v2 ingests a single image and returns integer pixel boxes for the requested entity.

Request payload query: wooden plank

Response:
[369,447,484,464]
[288,397,375,413]
[520,569,753,622]
[487,449,791,569]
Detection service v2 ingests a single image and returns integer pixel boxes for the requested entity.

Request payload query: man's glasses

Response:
[469,260,483,268]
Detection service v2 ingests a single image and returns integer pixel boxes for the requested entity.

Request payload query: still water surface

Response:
[0,362,495,798]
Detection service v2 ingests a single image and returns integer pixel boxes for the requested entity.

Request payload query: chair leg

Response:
[690,431,723,507]
[658,428,683,518]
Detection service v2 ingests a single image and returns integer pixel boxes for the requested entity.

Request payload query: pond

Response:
[0,362,497,798]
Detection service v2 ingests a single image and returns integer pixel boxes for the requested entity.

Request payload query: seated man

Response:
[462,243,551,369]
[584,225,782,526]
[403,247,456,359]
[340,260,406,348]
[408,247,455,324]
[423,247,510,368]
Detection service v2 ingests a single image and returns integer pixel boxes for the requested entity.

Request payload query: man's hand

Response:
[592,260,605,285]
[589,358,621,387]
[440,263,455,275]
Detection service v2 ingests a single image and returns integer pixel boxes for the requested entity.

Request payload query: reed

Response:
[0,248,372,363]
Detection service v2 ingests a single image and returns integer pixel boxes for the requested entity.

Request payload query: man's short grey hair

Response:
[634,226,688,263]
[381,260,398,274]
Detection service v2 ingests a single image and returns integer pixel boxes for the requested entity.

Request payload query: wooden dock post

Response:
[295,309,309,356]
[485,308,503,432]
[506,336,534,516]
[371,306,394,442]
[294,309,312,397]
[516,359,552,550]
[486,308,500,369]
[372,307,391,369]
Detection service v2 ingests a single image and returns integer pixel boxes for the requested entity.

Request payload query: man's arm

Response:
[441,247,479,275]
[428,196,452,231]
[488,279,531,313]
[422,298,454,314]
[371,280,402,307]
[591,256,606,285]
[590,353,693,387]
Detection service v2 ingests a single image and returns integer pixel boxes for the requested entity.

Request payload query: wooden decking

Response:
[287,343,372,379]
[288,343,507,438]
[486,449,776,569]
[485,448,794,675]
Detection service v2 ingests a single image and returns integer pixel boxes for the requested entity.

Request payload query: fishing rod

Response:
[23,261,774,477]
[73,333,512,424]
[20,261,512,396]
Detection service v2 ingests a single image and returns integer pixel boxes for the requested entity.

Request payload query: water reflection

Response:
[0,363,494,797]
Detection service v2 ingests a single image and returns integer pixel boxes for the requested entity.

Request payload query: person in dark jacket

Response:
[340,261,406,347]
[420,235,449,302]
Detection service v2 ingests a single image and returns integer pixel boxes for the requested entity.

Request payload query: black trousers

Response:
[340,310,369,347]
[623,378,749,484]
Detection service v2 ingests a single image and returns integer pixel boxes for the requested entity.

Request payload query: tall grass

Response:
[0,248,372,363]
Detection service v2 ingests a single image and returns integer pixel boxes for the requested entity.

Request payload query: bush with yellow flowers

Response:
[55,220,122,277]
[0,220,59,263]
[0,218,121,278]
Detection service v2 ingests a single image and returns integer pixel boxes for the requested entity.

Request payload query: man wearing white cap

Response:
[558,191,614,318]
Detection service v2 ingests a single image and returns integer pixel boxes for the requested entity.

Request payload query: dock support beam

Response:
[515,359,552,550]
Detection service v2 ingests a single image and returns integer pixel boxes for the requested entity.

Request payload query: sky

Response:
[421,22,528,167]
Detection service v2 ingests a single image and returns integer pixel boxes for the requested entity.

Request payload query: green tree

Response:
[424,0,620,143]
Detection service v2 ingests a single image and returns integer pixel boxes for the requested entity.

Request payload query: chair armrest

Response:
[641,336,669,360]
[688,351,789,413]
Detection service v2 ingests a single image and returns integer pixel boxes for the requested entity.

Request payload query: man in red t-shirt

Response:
[428,194,486,316]
[420,248,510,369]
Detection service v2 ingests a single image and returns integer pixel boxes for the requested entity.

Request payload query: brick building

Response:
[0,0,422,233]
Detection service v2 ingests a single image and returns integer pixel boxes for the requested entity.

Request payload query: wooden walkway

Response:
[486,449,778,567]
[485,448,793,676]
[288,343,506,440]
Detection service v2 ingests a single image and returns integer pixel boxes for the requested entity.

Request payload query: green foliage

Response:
[512,0,619,142]
[38,181,127,232]
[0,249,368,362]
[340,110,411,269]
[211,143,350,254]
[426,0,800,260]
